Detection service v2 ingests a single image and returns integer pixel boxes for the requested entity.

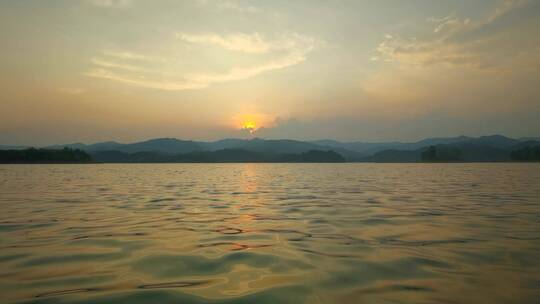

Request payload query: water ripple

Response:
[0,163,539,304]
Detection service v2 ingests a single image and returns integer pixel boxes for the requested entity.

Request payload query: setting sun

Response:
[231,113,274,135]
[241,121,257,133]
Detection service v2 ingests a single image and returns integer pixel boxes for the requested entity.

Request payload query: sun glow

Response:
[232,113,275,136]
[241,121,257,134]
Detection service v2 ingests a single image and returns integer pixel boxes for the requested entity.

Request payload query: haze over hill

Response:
[2,134,539,162]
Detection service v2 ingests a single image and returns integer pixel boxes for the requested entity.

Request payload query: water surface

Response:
[1,164,539,303]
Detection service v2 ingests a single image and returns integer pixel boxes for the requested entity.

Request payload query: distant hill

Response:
[47,137,361,159]
[204,138,326,154]
[510,142,540,161]
[509,140,540,150]
[47,138,200,154]
[456,135,519,149]
[519,137,540,142]
[311,135,523,155]
[365,149,420,163]
[83,141,123,151]
[0,145,29,150]
[90,149,345,163]
[311,136,473,154]
[198,138,248,151]
[3,135,539,163]
[366,139,540,162]
[114,138,202,154]
[418,144,510,162]
[319,135,538,162]
[310,140,401,155]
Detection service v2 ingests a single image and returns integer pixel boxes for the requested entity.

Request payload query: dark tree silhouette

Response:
[0,148,93,163]
[511,146,540,161]
[421,145,463,162]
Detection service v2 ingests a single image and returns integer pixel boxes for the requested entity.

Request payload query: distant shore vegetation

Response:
[0,148,346,164]
[0,148,93,164]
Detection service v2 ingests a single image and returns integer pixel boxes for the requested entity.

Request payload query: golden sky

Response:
[1,0,539,145]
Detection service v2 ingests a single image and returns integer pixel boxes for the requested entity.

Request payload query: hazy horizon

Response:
[2,133,539,148]
[1,0,540,145]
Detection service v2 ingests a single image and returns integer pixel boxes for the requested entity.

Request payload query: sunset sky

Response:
[1,0,539,145]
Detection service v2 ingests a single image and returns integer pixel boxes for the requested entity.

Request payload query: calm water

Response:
[0,164,539,304]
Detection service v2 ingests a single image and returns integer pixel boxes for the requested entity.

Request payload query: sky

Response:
[1,0,539,145]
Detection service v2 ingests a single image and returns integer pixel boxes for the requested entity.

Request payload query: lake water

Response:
[0,164,539,303]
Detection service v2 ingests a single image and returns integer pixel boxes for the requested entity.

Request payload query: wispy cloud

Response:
[58,87,86,95]
[428,13,469,33]
[363,0,540,118]
[177,33,272,54]
[196,0,260,13]
[85,68,207,90]
[88,0,132,8]
[216,0,259,13]
[372,0,534,69]
[187,49,309,84]
[87,32,318,90]
[101,50,158,62]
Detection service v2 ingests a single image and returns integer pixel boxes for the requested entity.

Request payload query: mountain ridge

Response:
[1,135,539,162]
